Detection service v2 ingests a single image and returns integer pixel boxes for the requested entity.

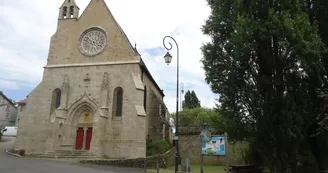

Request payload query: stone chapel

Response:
[14,0,172,159]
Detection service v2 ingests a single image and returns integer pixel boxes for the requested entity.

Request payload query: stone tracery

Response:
[100,72,109,108]
[101,72,109,90]
[62,74,69,93]
[79,28,107,56]
[59,74,69,109]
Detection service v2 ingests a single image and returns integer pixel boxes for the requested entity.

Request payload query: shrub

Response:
[240,140,264,166]
[147,139,171,156]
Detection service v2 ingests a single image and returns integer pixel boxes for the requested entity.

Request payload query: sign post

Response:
[200,135,204,173]
[224,132,229,173]
[200,129,228,173]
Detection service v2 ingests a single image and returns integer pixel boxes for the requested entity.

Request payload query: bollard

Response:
[185,158,190,173]
[181,156,186,172]
[144,159,147,173]
[181,157,191,173]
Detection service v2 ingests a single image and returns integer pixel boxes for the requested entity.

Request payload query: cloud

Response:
[0,0,216,113]
[0,79,20,90]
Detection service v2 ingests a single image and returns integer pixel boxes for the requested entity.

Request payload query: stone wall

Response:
[142,69,171,143]
[49,0,138,66]
[14,64,148,159]
[179,126,248,166]
[147,89,170,141]
[80,147,175,169]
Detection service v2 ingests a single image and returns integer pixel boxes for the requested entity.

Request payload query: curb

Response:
[5,150,22,158]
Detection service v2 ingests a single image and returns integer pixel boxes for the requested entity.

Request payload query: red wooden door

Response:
[85,128,93,150]
[75,128,84,150]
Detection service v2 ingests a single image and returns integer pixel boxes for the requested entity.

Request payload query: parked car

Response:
[1,126,17,137]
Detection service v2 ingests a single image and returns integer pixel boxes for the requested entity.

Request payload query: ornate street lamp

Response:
[164,52,173,65]
[163,35,180,173]
[180,83,184,112]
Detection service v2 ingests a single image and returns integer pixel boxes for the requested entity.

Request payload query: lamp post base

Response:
[175,139,179,173]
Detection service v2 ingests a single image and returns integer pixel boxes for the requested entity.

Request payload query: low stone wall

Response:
[179,134,248,165]
[179,126,248,166]
[80,147,175,169]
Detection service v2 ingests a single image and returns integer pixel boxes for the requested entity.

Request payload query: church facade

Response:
[14,0,172,159]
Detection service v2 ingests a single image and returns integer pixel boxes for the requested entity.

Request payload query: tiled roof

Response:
[17,99,27,104]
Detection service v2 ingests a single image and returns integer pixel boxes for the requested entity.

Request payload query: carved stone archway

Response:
[65,92,99,151]
[72,105,94,150]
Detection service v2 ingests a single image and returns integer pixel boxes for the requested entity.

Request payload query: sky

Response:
[0,0,218,113]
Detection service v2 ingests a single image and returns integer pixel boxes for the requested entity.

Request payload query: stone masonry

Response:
[14,0,172,159]
[179,126,248,165]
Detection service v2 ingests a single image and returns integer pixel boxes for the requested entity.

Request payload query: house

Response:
[0,91,17,129]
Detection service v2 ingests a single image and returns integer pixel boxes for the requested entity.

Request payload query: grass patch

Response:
[147,164,226,173]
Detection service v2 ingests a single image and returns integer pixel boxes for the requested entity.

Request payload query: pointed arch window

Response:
[63,6,68,18]
[51,88,61,112]
[70,6,74,17]
[112,87,123,119]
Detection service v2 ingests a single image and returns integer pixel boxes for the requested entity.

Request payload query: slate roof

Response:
[0,91,16,107]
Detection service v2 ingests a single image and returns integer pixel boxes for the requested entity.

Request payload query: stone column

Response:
[82,127,88,150]
[60,74,69,109]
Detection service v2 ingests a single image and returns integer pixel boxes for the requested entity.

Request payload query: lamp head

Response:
[164,52,172,65]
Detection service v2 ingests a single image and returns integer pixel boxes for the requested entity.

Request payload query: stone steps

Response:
[35,155,99,159]
[33,150,99,159]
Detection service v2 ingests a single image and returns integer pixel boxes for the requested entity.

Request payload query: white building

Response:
[0,91,17,129]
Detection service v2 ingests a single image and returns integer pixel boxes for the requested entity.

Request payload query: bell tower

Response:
[59,0,80,19]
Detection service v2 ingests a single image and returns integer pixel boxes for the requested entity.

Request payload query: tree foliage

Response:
[201,0,327,172]
[146,139,171,156]
[182,90,201,109]
[304,0,328,170]
[171,107,221,127]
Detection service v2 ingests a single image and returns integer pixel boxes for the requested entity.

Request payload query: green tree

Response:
[303,0,328,170]
[171,107,221,127]
[201,0,326,172]
[182,90,201,109]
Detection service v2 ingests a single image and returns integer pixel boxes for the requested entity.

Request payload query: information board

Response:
[201,136,226,156]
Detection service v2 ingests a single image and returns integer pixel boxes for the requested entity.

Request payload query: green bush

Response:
[147,139,171,156]
[240,140,264,166]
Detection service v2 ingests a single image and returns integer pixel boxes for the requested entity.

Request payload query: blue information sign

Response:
[201,136,226,156]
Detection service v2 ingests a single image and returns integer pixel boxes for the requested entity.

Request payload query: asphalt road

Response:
[0,137,144,173]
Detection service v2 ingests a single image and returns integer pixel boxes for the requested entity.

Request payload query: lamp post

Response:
[163,35,179,173]
[180,83,184,112]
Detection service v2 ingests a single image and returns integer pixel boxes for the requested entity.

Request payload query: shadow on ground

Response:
[78,162,144,172]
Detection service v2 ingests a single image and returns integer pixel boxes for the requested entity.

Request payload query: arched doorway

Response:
[74,108,93,150]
